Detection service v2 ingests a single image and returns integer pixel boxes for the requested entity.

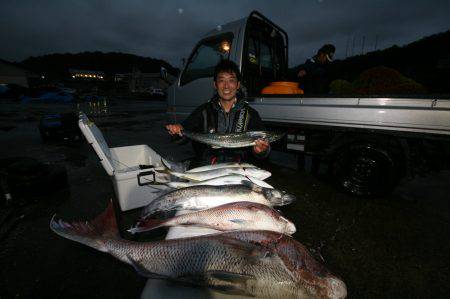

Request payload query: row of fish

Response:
[51,160,347,298]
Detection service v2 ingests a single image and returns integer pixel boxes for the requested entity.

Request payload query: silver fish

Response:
[141,182,296,218]
[161,166,271,181]
[183,130,285,149]
[186,162,257,173]
[50,203,345,298]
[129,201,296,235]
[167,174,274,189]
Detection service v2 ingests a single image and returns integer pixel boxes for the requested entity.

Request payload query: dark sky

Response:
[1,0,449,67]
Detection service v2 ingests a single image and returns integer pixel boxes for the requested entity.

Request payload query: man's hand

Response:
[166,124,184,136]
[297,69,307,78]
[253,139,270,154]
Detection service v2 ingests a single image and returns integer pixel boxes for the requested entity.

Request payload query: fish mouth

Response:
[286,222,297,235]
[271,193,296,206]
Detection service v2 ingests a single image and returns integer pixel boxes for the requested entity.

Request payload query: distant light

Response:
[41,75,45,79]
[216,25,222,31]
[178,8,183,14]
[72,75,75,78]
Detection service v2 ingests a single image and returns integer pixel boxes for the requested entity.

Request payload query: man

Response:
[298,44,336,94]
[166,60,270,166]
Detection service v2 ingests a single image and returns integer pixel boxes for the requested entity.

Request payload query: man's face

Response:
[214,71,240,102]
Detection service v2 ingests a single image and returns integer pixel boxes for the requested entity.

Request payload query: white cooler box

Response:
[78,112,170,211]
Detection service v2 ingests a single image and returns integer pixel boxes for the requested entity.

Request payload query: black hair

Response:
[318,44,336,55]
[213,60,241,82]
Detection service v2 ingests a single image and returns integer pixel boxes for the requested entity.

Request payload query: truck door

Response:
[242,12,288,96]
[168,33,234,122]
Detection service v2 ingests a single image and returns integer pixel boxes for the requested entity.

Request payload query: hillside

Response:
[19,51,179,80]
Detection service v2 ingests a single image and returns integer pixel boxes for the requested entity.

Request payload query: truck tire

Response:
[332,142,400,197]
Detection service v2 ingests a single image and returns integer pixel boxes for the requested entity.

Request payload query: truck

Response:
[167,11,450,197]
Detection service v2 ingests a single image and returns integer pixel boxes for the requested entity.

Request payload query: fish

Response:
[50,203,346,298]
[129,201,296,235]
[183,130,285,149]
[186,162,257,173]
[158,166,271,181]
[141,181,296,218]
[166,174,274,189]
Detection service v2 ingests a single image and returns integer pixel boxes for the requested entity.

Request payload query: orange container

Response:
[261,81,304,95]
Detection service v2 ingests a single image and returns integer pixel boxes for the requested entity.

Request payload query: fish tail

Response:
[128,218,167,234]
[50,200,120,252]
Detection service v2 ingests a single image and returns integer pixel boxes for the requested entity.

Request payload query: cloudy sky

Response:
[1,0,449,67]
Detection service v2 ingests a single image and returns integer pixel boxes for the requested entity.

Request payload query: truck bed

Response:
[249,97,450,136]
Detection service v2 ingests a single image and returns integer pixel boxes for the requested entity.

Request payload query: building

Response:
[114,67,176,93]
[0,59,40,87]
[69,69,105,80]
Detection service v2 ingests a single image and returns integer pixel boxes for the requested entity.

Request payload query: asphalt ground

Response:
[0,98,449,298]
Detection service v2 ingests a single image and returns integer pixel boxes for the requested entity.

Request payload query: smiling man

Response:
[166,60,270,166]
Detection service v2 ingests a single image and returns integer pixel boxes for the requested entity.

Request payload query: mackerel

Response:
[141,182,296,218]
[183,130,285,148]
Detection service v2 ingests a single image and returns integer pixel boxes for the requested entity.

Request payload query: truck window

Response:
[260,41,273,69]
[180,33,233,86]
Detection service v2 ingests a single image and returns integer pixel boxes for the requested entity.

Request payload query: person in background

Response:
[166,60,270,166]
[297,44,336,94]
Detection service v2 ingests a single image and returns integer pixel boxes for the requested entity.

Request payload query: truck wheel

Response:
[332,142,400,197]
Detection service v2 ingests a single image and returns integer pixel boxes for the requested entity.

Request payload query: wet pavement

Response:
[0,97,449,298]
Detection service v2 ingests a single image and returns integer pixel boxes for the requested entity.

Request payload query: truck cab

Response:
[167,11,287,121]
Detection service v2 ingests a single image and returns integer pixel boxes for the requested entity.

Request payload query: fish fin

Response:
[126,255,169,279]
[206,270,254,283]
[216,236,275,264]
[241,180,263,193]
[128,218,166,234]
[176,271,255,297]
[49,199,119,251]
[228,219,247,224]
[204,271,256,296]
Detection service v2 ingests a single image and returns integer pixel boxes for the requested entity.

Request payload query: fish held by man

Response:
[129,201,296,235]
[50,202,346,298]
[141,181,296,219]
[183,130,285,149]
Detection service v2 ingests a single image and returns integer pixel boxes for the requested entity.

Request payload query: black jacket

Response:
[298,57,331,94]
[182,96,268,165]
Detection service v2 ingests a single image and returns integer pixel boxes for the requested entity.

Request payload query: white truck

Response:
[167,11,450,196]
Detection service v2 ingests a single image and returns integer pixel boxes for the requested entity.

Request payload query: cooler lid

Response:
[78,112,115,176]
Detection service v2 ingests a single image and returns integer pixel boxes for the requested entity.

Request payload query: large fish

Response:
[183,130,285,149]
[186,162,257,173]
[167,174,274,189]
[141,182,296,218]
[159,166,271,181]
[50,203,346,298]
[129,201,296,235]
